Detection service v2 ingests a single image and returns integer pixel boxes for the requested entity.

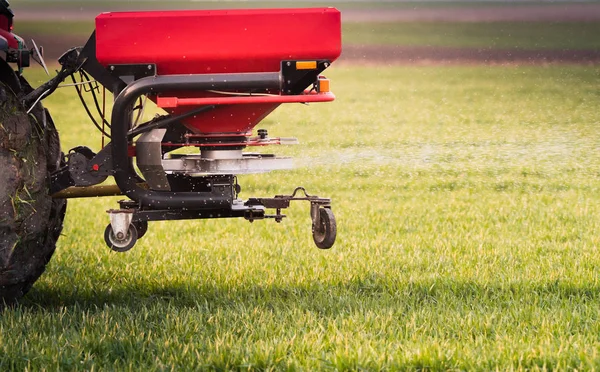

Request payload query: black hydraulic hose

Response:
[111,72,282,209]
[71,74,111,138]
[81,70,111,128]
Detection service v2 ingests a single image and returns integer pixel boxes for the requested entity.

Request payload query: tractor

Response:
[0,1,341,304]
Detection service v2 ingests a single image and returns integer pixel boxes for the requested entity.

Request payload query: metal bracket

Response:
[68,146,112,186]
[107,209,134,241]
[49,144,114,195]
[136,128,170,190]
[246,187,331,226]
[281,60,330,95]
[108,63,156,84]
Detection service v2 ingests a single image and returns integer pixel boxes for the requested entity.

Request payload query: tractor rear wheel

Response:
[0,79,66,306]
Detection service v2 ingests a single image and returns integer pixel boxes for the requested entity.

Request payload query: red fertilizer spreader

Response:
[23,7,341,251]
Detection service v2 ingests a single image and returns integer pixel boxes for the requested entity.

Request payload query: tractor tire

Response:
[0,79,66,306]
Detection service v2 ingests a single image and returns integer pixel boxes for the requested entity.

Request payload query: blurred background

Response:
[3,2,600,369]
[11,0,600,65]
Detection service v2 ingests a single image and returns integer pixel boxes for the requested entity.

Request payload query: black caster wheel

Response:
[313,208,336,249]
[104,223,138,252]
[132,221,148,239]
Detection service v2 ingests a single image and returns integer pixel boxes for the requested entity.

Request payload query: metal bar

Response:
[51,184,123,199]
[160,137,296,148]
[132,207,263,222]
[156,91,335,108]
[51,183,152,199]
[57,80,98,88]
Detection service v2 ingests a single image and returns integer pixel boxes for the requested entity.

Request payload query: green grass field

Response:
[0,65,599,369]
[15,20,94,37]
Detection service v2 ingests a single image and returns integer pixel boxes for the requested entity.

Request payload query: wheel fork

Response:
[248,187,336,249]
[107,209,134,240]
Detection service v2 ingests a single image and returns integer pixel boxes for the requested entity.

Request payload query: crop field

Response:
[2,1,600,370]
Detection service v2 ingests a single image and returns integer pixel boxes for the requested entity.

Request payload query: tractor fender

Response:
[0,28,18,50]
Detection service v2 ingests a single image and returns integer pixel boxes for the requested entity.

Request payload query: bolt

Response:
[324,62,329,67]
[116,231,124,240]
[147,65,152,70]
[110,66,115,71]
[286,61,291,66]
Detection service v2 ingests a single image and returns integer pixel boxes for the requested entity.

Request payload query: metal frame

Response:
[110,71,282,209]
[42,20,339,250]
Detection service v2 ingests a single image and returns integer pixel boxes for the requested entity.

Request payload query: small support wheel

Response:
[132,220,148,239]
[104,223,138,252]
[312,208,336,249]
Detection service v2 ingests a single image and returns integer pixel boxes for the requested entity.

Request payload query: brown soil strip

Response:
[342,4,600,22]
[340,45,600,65]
